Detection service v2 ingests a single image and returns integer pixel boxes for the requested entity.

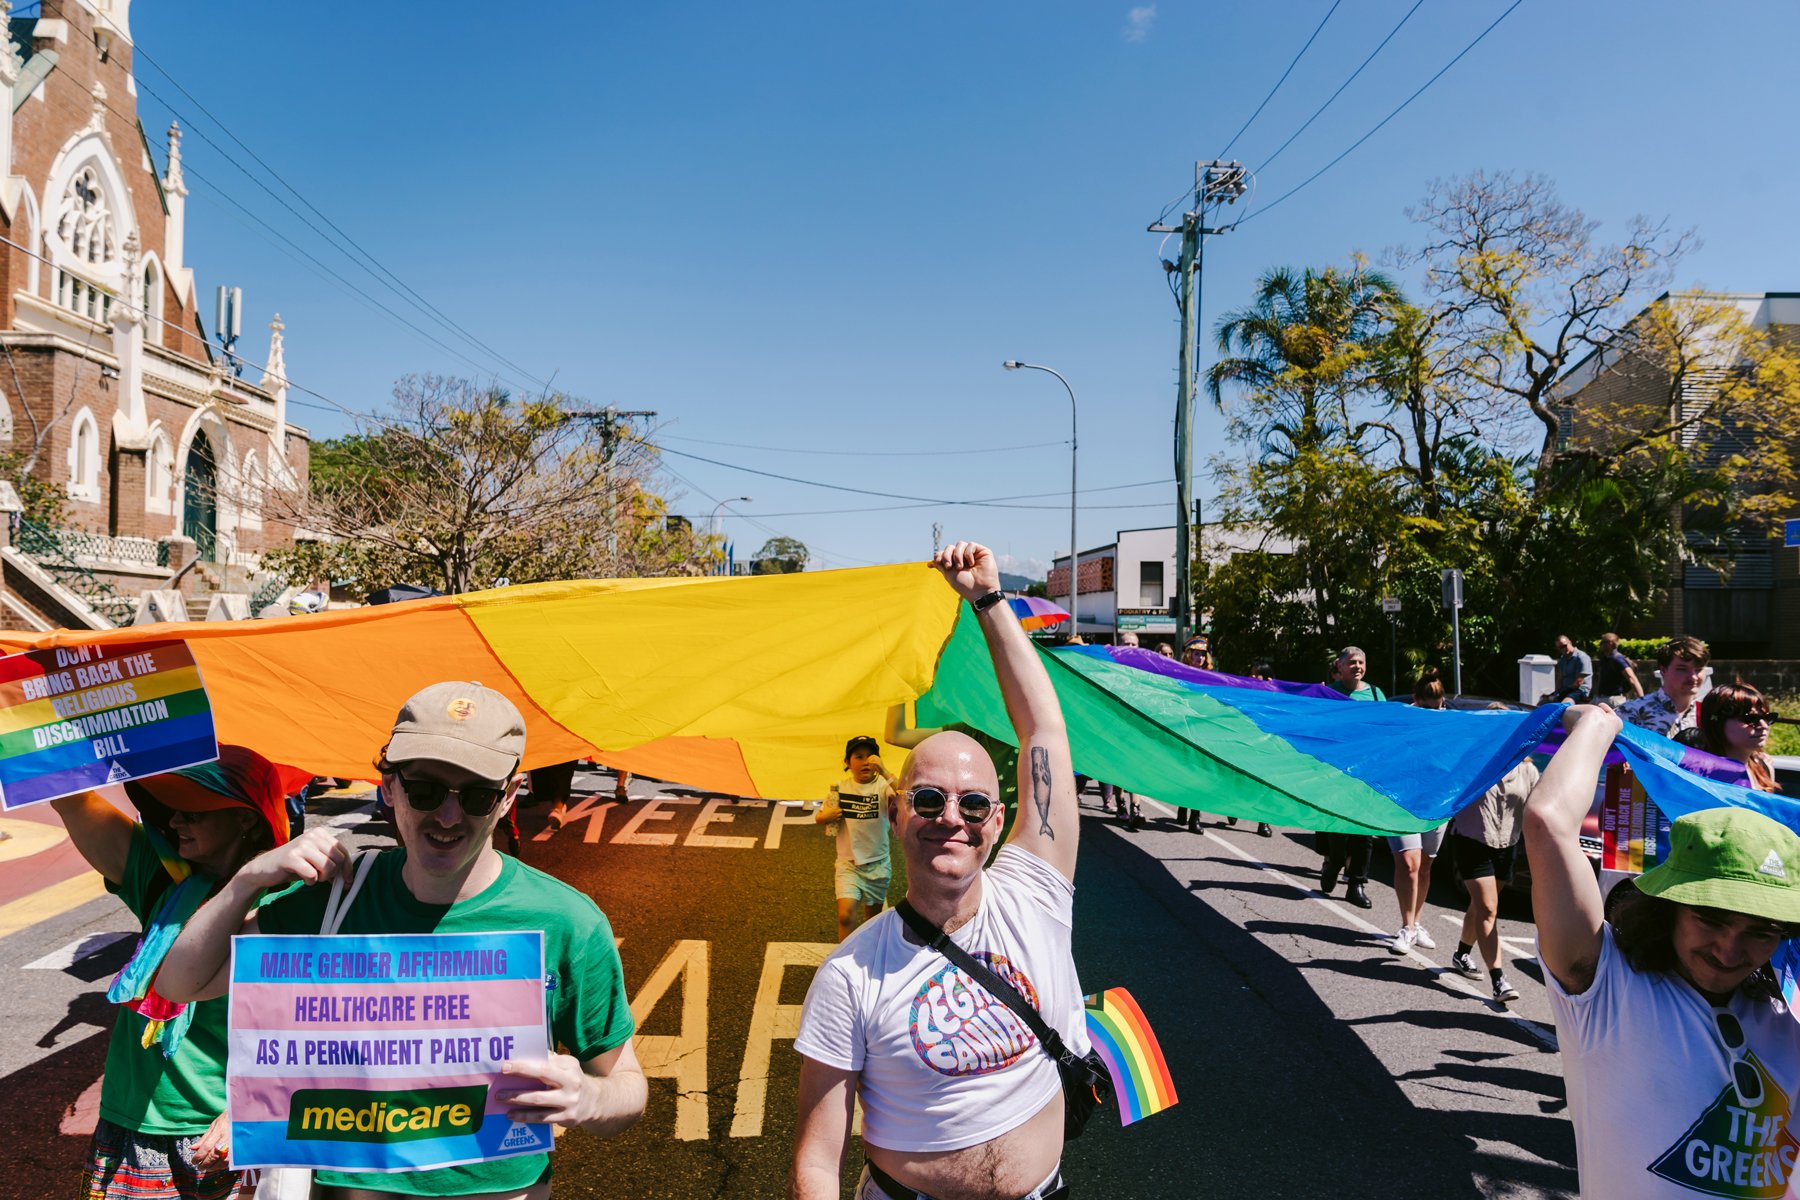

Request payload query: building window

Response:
[143,259,163,329]
[146,430,174,514]
[54,269,113,325]
[58,166,116,265]
[1139,561,1165,608]
[67,407,101,503]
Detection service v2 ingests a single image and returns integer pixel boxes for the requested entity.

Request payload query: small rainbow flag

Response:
[1082,986,1177,1126]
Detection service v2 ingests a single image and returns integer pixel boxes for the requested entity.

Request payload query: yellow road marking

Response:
[0,870,107,938]
[0,817,67,862]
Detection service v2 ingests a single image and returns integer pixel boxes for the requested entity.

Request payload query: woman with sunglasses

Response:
[1526,704,1800,1200]
[1698,680,1783,793]
[51,746,294,1200]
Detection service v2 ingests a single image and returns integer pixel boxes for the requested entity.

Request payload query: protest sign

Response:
[1600,762,1671,875]
[0,640,217,810]
[228,930,552,1172]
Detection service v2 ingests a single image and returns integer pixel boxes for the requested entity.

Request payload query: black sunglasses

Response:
[389,774,509,817]
[907,786,995,823]
[1713,1008,1764,1108]
[1738,711,1779,727]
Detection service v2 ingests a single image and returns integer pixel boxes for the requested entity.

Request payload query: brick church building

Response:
[0,0,309,628]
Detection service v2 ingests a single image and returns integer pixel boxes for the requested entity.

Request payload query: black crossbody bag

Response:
[895,900,1112,1140]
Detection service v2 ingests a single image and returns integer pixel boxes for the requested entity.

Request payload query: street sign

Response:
[1380,596,1402,615]
[1786,518,1800,548]
[1440,569,1463,611]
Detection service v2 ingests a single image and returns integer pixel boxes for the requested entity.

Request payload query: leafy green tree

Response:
[264,375,710,595]
[750,536,809,574]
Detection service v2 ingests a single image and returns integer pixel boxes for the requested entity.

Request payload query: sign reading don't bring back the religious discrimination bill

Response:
[227,931,552,1172]
[0,640,218,810]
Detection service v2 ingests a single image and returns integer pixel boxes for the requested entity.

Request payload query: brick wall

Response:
[1046,555,1114,597]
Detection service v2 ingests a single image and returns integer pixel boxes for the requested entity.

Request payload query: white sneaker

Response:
[1388,926,1415,955]
[1408,924,1437,950]
[1493,975,1521,1003]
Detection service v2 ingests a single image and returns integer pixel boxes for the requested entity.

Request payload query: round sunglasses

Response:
[906,786,995,823]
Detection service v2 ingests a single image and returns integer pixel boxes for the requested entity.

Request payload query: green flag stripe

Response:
[918,608,1432,834]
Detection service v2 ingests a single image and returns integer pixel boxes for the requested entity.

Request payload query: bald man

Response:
[791,541,1086,1200]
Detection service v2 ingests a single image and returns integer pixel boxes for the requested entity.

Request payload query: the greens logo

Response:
[286,1086,488,1143]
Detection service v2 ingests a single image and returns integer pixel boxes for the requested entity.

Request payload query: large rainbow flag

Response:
[0,564,1788,840]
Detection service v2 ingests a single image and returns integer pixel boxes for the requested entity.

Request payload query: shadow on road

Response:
[1063,816,1575,1199]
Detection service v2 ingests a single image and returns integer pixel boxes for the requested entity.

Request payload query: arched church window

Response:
[67,407,101,502]
[57,166,116,265]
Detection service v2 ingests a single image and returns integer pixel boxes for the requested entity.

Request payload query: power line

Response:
[1250,0,1429,177]
[0,230,370,422]
[76,85,545,398]
[1217,0,1343,159]
[1237,0,1525,226]
[114,27,552,392]
[656,443,1171,508]
[658,433,1069,457]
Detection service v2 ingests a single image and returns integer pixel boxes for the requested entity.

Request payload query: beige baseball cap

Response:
[386,681,527,781]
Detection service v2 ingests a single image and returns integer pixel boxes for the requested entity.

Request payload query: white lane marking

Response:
[1200,830,1558,1050]
[24,930,134,970]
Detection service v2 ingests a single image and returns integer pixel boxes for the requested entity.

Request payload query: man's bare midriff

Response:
[866,1093,1061,1200]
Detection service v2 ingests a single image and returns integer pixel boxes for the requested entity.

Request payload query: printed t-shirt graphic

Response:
[909,952,1040,1076]
[1646,1054,1797,1198]
[833,775,891,867]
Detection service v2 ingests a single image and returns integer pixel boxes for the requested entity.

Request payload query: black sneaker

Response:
[1450,950,1481,978]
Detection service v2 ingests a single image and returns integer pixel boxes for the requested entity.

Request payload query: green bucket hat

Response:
[1637,807,1800,924]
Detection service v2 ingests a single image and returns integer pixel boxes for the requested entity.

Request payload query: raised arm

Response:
[1523,704,1620,995]
[159,827,350,1002]
[931,542,1077,881]
[50,790,136,884]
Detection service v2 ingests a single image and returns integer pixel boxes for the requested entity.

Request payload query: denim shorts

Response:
[834,858,891,906]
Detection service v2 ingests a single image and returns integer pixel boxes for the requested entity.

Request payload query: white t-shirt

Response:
[831,775,892,867]
[794,845,1090,1153]
[1544,923,1800,1200]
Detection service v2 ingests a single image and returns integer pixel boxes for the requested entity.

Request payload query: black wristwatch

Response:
[972,590,1006,612]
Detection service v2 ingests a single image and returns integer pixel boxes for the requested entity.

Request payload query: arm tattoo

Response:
[1030,746,1054,840]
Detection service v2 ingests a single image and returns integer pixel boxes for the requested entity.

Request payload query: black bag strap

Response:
[895,899,1078,1067]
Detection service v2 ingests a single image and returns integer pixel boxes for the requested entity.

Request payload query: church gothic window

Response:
[53,164,118,324]
[67,407,101,502]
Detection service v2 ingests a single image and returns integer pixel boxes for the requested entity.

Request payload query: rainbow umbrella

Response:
[1007,595,1070,631]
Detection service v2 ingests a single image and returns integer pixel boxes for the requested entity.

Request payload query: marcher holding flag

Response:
[51,746,295,1200]
[1527,703,1800,1200]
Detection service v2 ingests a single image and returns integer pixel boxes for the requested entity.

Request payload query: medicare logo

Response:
[287,1085,488,1143]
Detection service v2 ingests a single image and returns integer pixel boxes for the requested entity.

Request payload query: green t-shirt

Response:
[100,825,233,1135]
[256,849,635,1197]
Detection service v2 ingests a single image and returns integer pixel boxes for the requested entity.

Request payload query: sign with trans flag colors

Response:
[1082,987,1177,1127]
[1601,763,1671,874]
[227,931,551,1172]
[0,640,216,810]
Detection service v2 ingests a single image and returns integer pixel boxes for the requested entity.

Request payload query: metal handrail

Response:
[15,520,137,625]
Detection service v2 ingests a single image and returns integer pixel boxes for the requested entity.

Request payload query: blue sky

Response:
[124,1,1798,574]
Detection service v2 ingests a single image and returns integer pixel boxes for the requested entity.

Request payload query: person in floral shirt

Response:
[1616,636,1708,743]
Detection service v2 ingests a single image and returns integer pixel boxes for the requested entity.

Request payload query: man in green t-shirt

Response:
[161,682,646,1197]
[1317,645,1386,908]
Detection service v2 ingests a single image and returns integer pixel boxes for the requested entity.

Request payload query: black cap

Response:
[844,735,880,761]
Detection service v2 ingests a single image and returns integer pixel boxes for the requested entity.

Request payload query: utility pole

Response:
[562,406,657,569]
[1149,161,1246,644]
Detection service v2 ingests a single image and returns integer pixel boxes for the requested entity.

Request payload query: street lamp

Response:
[710,497,751,575]
[1002,361,1078,639]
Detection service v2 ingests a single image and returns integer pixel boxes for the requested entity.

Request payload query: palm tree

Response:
[1205,263,1403,460]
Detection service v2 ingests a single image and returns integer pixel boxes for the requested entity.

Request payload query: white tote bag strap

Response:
[319,849,378,936]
